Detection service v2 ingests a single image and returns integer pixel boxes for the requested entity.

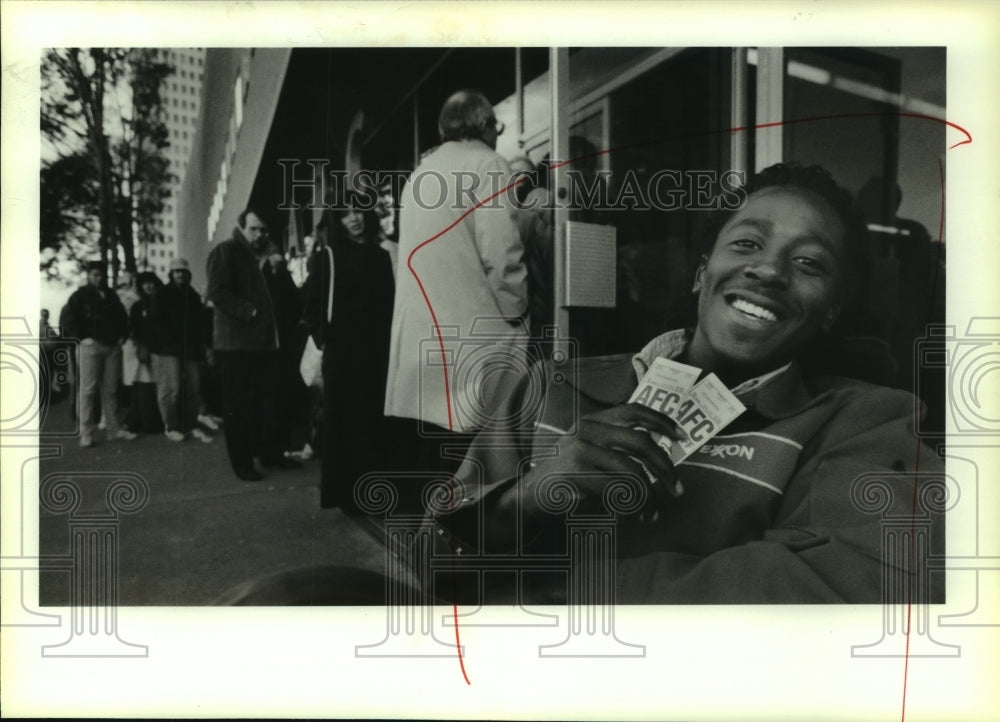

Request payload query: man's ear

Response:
[692,256,708,293]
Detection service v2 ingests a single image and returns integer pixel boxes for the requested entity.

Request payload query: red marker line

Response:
[405,173,529,687]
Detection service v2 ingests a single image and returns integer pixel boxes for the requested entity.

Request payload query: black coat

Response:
[206,228,278,351]
[61,284,128,346]
[129,295,158,354]
[303,239,395,507]
[151,282,206,359]
[303,239,395,411]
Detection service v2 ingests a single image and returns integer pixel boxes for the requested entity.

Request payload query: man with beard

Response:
[206,208,298,480]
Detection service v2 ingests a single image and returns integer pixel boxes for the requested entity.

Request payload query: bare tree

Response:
[41,48,174,286]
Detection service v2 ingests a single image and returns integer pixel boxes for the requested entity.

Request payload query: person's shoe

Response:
[190,428,213,444]
[285,443,314,461]
[164,430,185,442]
[260,457,302,470]
[197,414,220,431]
[110,429,138,441]
[79,435,95,448]
[235,467,264,482]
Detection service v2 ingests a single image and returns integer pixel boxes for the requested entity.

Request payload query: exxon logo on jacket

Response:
[696,443,755,461]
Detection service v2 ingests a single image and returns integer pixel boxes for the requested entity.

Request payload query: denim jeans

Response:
[151,354,201,433]
[78,338,122,439]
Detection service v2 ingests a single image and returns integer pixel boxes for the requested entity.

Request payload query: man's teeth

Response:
[731,297,778,321]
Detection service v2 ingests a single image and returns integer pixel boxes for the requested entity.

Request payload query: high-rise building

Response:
[144,47,205,281]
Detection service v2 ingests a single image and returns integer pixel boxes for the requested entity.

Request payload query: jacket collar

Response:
[570,329,820,421]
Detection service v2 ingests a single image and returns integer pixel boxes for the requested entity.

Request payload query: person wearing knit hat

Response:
[150,257,214,444]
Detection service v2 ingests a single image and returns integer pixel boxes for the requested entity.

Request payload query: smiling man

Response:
[431,163,945,604]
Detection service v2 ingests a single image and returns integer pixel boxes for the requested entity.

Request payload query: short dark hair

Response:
[438,89,495,143]
[238,207,265,230]
[85,260,104,274]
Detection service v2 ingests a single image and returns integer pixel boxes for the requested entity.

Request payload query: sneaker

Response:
[285,443,314,461]
[190,428,213,444]
[110,429,138,441]
[197,414,220,431]
[80,435,95,448]
[164,430,185,442]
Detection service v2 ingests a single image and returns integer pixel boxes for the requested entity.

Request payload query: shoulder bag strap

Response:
[325,245,335,324]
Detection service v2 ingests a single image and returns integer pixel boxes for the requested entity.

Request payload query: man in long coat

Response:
[384,89,529,477]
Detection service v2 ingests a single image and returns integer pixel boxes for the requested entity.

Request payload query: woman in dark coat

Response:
[303,197,395,509]
[125,272,164,433]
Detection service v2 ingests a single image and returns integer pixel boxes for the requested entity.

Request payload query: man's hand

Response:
[515,403,687,515]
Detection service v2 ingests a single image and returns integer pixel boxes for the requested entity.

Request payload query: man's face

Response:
[241,212,267,246]
[375,186,393,219]
[87,269,104,287]
[170,270,188,286]
[687,186,847,378]
[142,280,157,296]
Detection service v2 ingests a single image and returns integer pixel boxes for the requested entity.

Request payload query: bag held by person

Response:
[299,246,334,389]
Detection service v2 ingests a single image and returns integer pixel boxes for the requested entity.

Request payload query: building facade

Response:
[176,46,946,426]
[144,47,206,281]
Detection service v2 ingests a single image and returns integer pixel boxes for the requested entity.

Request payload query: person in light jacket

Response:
[384,89,529,482]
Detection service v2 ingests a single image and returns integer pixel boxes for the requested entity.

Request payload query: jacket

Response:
[129,295,158,353]
[60,284,128,347]
[384,139,529,431]
[206,227,279,351]
[302,238,395,418]
[151,282,205,359]
[433,330,946,604]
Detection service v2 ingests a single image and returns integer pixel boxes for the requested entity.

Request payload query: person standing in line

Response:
[384,89,528,483]
[206,209,297,480]
[124,271,165,434]
[60,260,138,448]
[151,258,213,444]
[303,198,395,509]
[374,177,399,277]
[261,249,309,458]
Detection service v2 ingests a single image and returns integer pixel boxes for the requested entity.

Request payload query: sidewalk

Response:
[38,398,389,605]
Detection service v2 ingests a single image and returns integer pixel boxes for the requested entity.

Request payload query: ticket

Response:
[629,357,746,466]
[628,357,701,410]
[663,374,745,463]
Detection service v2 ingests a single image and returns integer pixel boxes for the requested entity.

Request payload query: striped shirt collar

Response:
[631,329,793,396]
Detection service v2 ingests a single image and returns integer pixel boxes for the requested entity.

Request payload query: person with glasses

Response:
[384,88,528,509]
